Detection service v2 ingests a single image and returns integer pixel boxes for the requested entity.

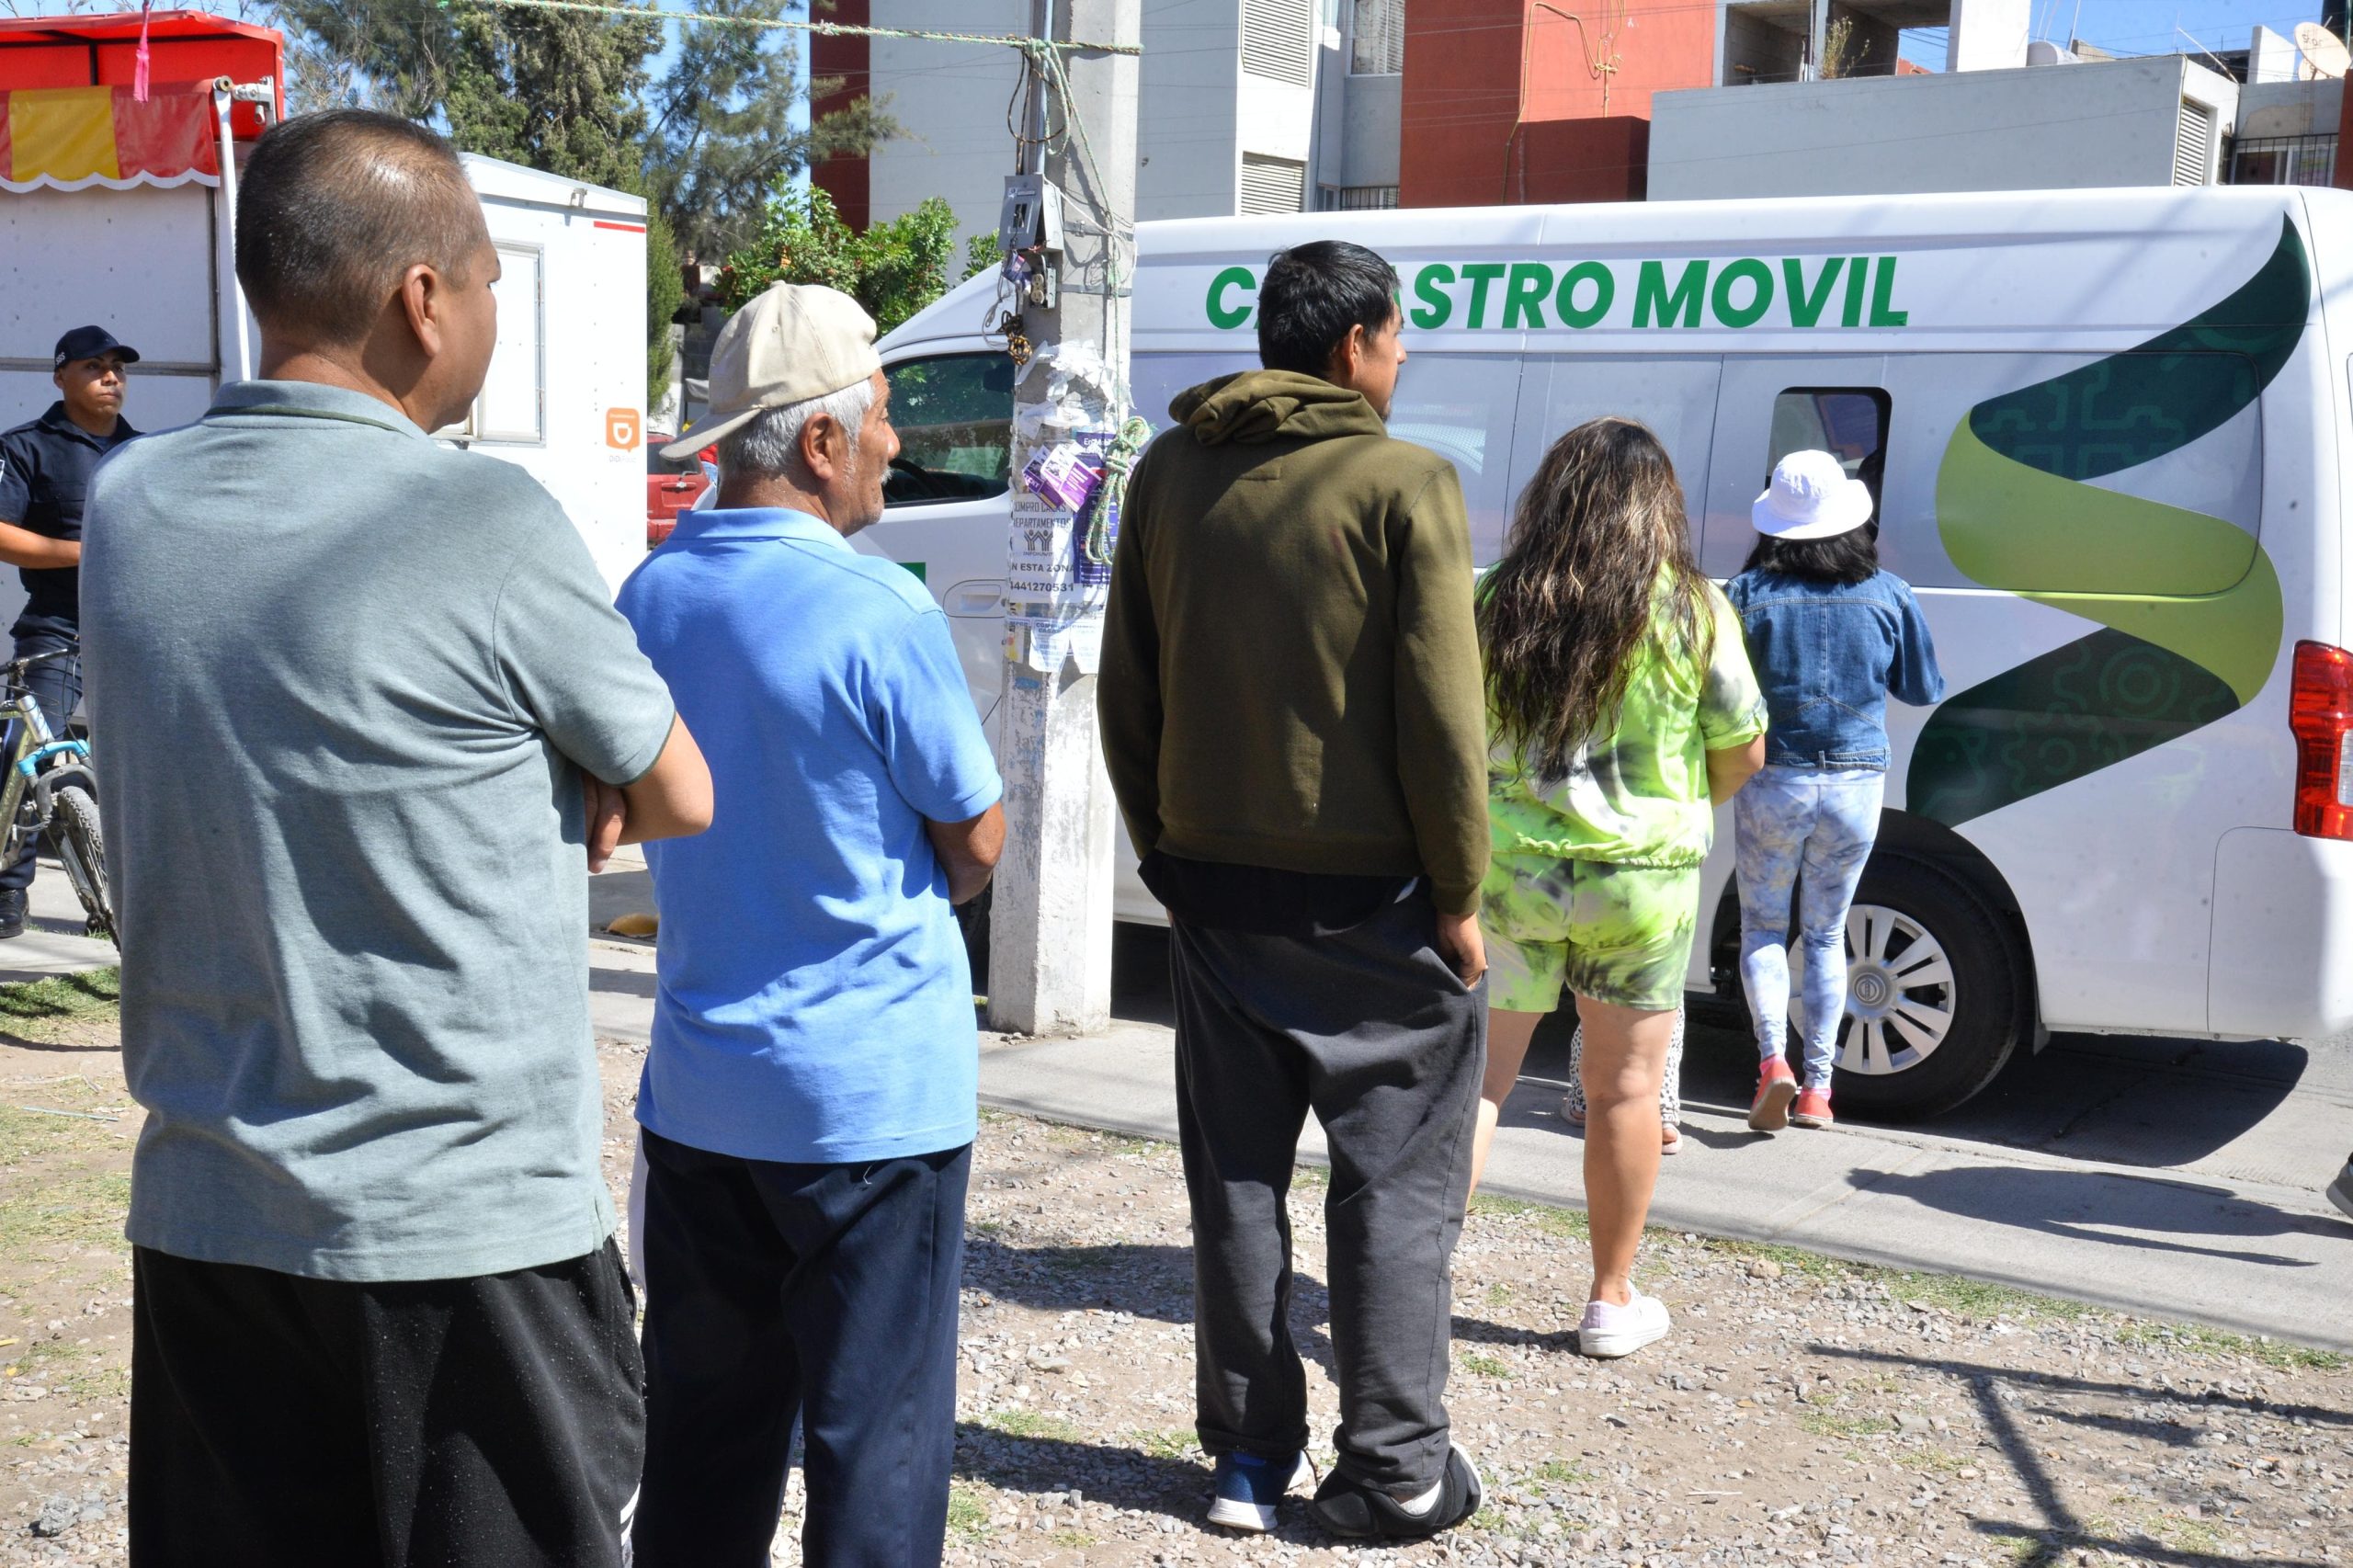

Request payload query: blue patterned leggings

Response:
[1733,766,1885,1089]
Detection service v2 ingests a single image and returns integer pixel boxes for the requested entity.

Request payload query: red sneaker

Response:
[1747,1058,1798,1131]
[1791,1087,1834,1129]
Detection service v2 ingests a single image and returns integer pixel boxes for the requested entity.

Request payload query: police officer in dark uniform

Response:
[0,326,139,937]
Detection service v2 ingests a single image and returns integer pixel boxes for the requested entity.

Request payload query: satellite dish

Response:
[2296,20,2348,79]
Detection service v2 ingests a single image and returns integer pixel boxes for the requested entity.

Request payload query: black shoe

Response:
[0,889,26,939]
[1307,1442,1482,1541]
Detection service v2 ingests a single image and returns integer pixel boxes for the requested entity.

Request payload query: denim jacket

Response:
[1722,568,1946,771]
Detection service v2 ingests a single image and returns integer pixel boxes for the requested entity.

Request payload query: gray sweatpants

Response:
[1168,891,1486,1494]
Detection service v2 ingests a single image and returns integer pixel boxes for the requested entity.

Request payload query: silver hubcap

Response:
[1834,903,1956,1075]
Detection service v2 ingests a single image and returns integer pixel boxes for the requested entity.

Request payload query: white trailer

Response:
[0,59,648,603]
[446,155,651,592]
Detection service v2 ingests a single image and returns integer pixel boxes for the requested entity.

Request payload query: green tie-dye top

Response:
[1486,577,1767,869]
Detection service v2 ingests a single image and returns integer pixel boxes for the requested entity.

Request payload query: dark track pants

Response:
[1170,889,1486,1496]
[129,1242,643,1568]
[631,1129,971,1568]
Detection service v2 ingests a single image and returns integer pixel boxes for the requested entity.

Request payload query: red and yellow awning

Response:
[0,83,219,193]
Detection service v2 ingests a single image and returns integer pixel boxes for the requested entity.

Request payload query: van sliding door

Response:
[1512,358,1725,561]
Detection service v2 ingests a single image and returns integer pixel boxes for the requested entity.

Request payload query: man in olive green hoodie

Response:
[1098,240,1490,1542]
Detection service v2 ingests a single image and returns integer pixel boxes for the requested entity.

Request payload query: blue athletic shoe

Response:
[1207,1450,1313,1532]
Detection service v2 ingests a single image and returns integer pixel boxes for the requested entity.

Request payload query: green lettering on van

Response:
[1503,263,1553,329]
[1460,263,1506,328]
[1206,266,1256,329]
[1869,256,1908,326]
[1556,261,1612,328]
[1711,257,1772,328]
[1634,260,1707,328]
[1841,256,1869,327]
[1411,264,1455,328]
[1782,256,1845,329]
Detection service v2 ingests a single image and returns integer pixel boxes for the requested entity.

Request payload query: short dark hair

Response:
[1256,240,1400,376]
[236,108,486,345]
[1742,524,1881,585]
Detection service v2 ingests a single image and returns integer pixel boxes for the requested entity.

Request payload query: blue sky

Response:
[1902,1,2345,70]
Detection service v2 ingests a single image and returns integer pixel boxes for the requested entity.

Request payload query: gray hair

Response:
[719,378,876,481]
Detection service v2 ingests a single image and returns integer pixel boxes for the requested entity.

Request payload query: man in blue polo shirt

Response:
[618,282,1005,1567]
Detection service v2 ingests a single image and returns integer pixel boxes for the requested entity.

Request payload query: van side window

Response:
[881,353,1017,506]
[1768,387,1890,514]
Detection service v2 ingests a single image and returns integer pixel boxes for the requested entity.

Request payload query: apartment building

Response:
[809,0,1408,244]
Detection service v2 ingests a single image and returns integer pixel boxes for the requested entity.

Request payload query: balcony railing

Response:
[2228,133,2336,187]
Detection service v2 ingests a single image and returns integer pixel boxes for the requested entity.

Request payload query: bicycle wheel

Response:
[51,783,113,946]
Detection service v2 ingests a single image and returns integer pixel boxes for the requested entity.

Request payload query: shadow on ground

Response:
[1840,1165,2342,1267]
[1818,1343,2346,1568]
[1107,924,2309,1174]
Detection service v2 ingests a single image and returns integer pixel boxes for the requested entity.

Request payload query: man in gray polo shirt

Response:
[81,109,712,1568]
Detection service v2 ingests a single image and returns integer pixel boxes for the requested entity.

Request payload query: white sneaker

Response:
[1577,1290,1671,1358]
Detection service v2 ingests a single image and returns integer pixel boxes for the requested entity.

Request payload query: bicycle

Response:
[0,650,112,944]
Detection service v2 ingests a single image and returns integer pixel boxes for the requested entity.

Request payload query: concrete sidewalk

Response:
[580,868,2353,1349]
[0,864,119,983]
[973,1020,2353,1353]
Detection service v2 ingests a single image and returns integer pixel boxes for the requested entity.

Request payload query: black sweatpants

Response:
[1170,888,1486,1495]
[631,1129,971,1568]
[129,1241,643,1568]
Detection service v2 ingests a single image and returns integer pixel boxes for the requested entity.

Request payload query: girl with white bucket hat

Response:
[1724,450,1946,1133]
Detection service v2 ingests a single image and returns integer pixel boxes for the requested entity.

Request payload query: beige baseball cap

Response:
[662,282,882,461]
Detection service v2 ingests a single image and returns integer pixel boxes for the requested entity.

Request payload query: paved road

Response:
[606,866,2353,1347]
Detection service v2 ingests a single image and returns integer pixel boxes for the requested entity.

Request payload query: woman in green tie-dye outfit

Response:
[1465,417,1767,1360]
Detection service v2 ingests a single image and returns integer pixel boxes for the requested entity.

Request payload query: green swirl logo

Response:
[1905,218,2306,826]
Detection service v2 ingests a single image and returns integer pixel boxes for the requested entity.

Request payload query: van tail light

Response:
[2290,640,2353,839]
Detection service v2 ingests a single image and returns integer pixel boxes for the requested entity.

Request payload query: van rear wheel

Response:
[1817,855,2022,1121]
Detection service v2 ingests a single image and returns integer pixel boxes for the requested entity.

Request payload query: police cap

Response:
[51,326,139,371]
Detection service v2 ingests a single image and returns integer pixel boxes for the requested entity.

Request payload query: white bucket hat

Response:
[1752,449,1875,540]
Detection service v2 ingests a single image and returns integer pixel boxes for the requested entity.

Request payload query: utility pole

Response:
[987,0,1140,1036]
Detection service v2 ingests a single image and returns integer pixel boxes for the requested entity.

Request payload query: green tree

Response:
[641,0,892,262]
[645,203,686,411]
[272,0,889,266]
[718,185,963,335]
[962,232,1005,283]
[439,7,659,193]
[269,0,657,190]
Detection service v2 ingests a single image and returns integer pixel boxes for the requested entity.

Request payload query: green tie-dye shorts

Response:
[1478,853,1700,1014]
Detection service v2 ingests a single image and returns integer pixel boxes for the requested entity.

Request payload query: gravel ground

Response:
[1,977,2349,1567]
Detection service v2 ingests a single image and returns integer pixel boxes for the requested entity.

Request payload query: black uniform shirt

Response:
[0,403,137,640]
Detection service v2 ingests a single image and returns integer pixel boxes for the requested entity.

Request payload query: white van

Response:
[863,187,2353,1119]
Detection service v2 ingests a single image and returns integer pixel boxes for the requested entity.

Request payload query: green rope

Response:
[1083,414,1151,567]
[446,0,1142,54]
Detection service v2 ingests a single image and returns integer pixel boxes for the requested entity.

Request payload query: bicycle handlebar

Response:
[0,648,72,696]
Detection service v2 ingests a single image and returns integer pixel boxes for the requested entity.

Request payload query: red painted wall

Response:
[1518,115,1648,203]
[808,0,870,232]
[1401,0,1712,207]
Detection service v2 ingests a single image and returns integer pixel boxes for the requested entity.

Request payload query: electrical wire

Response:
[441,0,1142,54]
